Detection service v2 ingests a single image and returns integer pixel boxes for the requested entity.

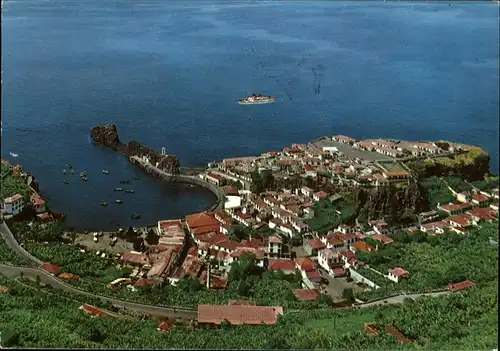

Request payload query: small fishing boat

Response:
[114,187,123,192]
[63,169,67,174]
[82,177,88,182]
[9,152,19,158]
[100,202,108,206]
[67,163,73,169]
[102,170,109,175]
[125,189,135,193]
[119,180,130,184]
[63,180,69,184]
[80,172,87,177]
[114,199,122,204]
[70,169,75,175]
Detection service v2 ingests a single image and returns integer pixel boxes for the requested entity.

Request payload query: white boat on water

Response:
[238,94,276,105]
[9,152,18,158]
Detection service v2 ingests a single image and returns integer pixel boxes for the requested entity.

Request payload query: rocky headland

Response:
[90,124,180,174]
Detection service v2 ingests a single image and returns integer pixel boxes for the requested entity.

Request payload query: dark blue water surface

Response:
[2,0,499,230]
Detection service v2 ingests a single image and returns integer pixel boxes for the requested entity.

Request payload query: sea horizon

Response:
[2,0,498,231]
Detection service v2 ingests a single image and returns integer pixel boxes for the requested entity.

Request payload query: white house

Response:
[3,193,24,216]
[299,186,315,198]
[387,267,409,283]
[224,195,242,210]
[317,248,345,277]
[266,235,282,258]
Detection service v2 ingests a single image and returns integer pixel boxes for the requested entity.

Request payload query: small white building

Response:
[387,267,409,283]
[266,235,282,258]
[224,195,242,210]
[3,193,25,216]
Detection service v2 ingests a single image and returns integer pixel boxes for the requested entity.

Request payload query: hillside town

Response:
[1,134,499,329]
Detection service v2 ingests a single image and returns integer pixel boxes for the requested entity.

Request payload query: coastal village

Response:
[1,133,499,332]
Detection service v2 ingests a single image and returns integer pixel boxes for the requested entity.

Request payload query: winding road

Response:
[1,221,450,318]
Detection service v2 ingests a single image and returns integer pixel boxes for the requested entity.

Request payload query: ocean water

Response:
[2,0,499,230]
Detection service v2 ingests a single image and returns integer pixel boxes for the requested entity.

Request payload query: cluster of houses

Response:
[0,163,58,222]
[200,135,457,198]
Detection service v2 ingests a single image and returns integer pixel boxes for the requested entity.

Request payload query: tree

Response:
[146,230,159,246]
[342,288,355,302]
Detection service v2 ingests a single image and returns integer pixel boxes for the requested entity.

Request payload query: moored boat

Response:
[125,189,135,193]
[63,179,69,184]
[100,202,108,206]
[120,180,130,184]
[114,199,122,204]
[102,170,109,175]
[114,187,123,192]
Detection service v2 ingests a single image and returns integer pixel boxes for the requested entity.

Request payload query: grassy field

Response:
[306,199,357,233]
[304,310,377,333]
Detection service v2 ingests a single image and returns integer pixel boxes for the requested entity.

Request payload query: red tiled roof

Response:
[40,263,61,274]
[222,185,239,196]
[370,234,394,245]
[350,241,374,252]
[79,304,115,318]
[268,235,282,244]
[292,289,321,301]
[186,212,219,230]
[314,191,328,197]
[228,300,256,306]
[295,257,316,272]
[158,321,173,331]
[389,267,409,277]
[448,280,473,291]
[447,214,471,227]
[332,267,345,275]
[467,207,496,220]
[134,278,158,287]
[472,193,488,202]
[307,238,326,250]
[199,270,228,289]
[306,270,322,280]
[268,259,296,272]
[58,272,80,280]
[121,252,149,265]
[197,304,283,325]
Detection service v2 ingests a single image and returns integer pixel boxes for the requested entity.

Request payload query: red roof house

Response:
[40,263,61,275]
[197,304,283,325]
[292,289,321,301]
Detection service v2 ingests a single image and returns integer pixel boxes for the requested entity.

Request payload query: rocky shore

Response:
[90,124,180,174]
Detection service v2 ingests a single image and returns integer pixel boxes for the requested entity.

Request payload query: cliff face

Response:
[90,124,180,174]
[349,180,428,225]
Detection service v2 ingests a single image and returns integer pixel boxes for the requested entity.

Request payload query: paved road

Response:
[357,290,450,308]
[1,221,196,319]
[0,263,197,319]
[1,221,43,265]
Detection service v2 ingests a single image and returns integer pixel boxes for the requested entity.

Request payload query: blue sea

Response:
[2,0,499,231]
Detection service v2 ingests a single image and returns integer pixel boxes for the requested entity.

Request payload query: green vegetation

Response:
[0,274,497,349]
[420,176,454,206]
[0,240,31,266]
[11,221,65,243]
[230,224,274,241]
[24,242,129,284]
[307,199,356,233]
[0,167,32,200]
[424,144,488,167]
[442,175,473,193]
[356,222,498,301]
[471,175,500,191]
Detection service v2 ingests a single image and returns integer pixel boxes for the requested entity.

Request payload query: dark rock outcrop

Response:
[90,124,180,174]
[349,180,428,225]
